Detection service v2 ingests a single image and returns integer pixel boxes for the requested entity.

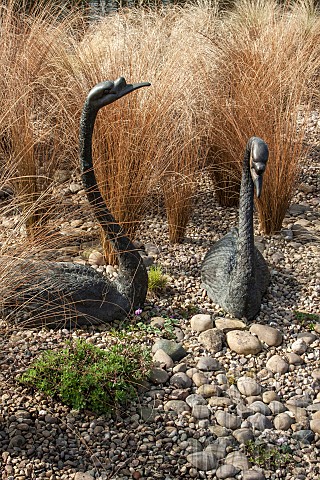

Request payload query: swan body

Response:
[3,77,150,327]
[201,137,270,320]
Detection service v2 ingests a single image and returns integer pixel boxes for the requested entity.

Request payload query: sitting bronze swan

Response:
[2,77,150,327]
[201,137,270,320]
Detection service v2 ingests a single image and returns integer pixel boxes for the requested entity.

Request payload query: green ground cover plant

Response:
[19,338,152,413]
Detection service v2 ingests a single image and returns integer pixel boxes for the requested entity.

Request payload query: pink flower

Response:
[135,308,142,316]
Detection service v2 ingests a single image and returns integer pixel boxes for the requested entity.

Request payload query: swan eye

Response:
[252,161,266,175]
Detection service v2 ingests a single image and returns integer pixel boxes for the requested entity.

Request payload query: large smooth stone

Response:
[226,330,262,355]
[191,314,213,332]
[215,317,247,331]
[164,400,190,414]
[266,355,289,374]
[225,451,250,470]
[215,411,241,430]
[249,324,283,346]
[152,339,187,361]
[237,376,261,396]
[198,328,225,353]
[274,413,294,431]
[216,464,240,479]
[186,451,217,471]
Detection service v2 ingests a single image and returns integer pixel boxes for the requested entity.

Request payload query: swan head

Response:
[86,77,151,110]
[249,137,269,198]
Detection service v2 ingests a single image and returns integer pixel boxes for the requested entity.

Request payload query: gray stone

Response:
[217,373,228,385]
[286,404,307,420]
[186,451,217,471]
[215,411,241,430]
[74,474,94,480]
[292,430,314,443]
[310,419,320,434]
[198,328,224,353]
[237,377,261,397]
[170,372,192,389]
[88,250,105,266]
[311,369,320,381]
[197,384,222,398]
[266,355,289,374]
[186,394,207,407]
[237,402,254,419]
[190,314,213,332]
[225,451,250,470]
[139,407,156,422]
[8,435,26,448]
[208,396,234,407]
[285,352,304,365]
[297,332,317,344]
[172,362,187,373]
[287,396,311,408]
[233,428,254,444]
[307,403,320,412]
[249,401,272,416]
[262,391,280,403]
[164,400,190,414]
[210,425,230,437]
[249,324,282,346]
[274,413,294,431]
[291,339,308,354]
[196,356,221,371]
[226,330,262,355]
[216,464,240,479]
[152,339,187,361]
[314,323,320,334]
[150,316,166,328]
[269,401,287,414]
[215,317,247,331]
[192,371,209,387]
[149,367,170,384]
[153,349,174,369]
[243,469,266,480]
[187,438,203,452]
[192,405,210,420]
[246,413,273,431]
[206,437,235,460]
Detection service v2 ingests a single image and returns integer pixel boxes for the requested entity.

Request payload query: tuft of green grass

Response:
[19,338,152,413]
[148,265,168,293]
[294,310,319,330]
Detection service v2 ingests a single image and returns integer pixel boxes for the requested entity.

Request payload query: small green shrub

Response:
[148,265,168,293]
[245,440,293,469]
[19,338,152,413]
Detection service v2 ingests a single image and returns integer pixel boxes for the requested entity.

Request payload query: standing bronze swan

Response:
[201,137,270,320]
[2,78,150,327]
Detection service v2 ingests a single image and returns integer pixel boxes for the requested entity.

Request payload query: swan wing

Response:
[201,230,237,302]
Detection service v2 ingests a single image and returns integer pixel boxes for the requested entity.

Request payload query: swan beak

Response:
[254,175,263,198]
[118,81,151,99]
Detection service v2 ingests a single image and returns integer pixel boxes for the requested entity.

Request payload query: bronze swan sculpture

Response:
[201,137,270,320]
[2,77,150,327]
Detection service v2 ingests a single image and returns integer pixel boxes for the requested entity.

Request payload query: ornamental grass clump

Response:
[19,338,152,413]
[148,264,168,293]
[201,0,320,233]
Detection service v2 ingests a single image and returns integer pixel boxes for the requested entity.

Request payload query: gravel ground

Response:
[0,115,319,480]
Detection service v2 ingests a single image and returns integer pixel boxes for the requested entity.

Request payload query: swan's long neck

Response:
[235,144,255,278]
[79,101,146,288]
